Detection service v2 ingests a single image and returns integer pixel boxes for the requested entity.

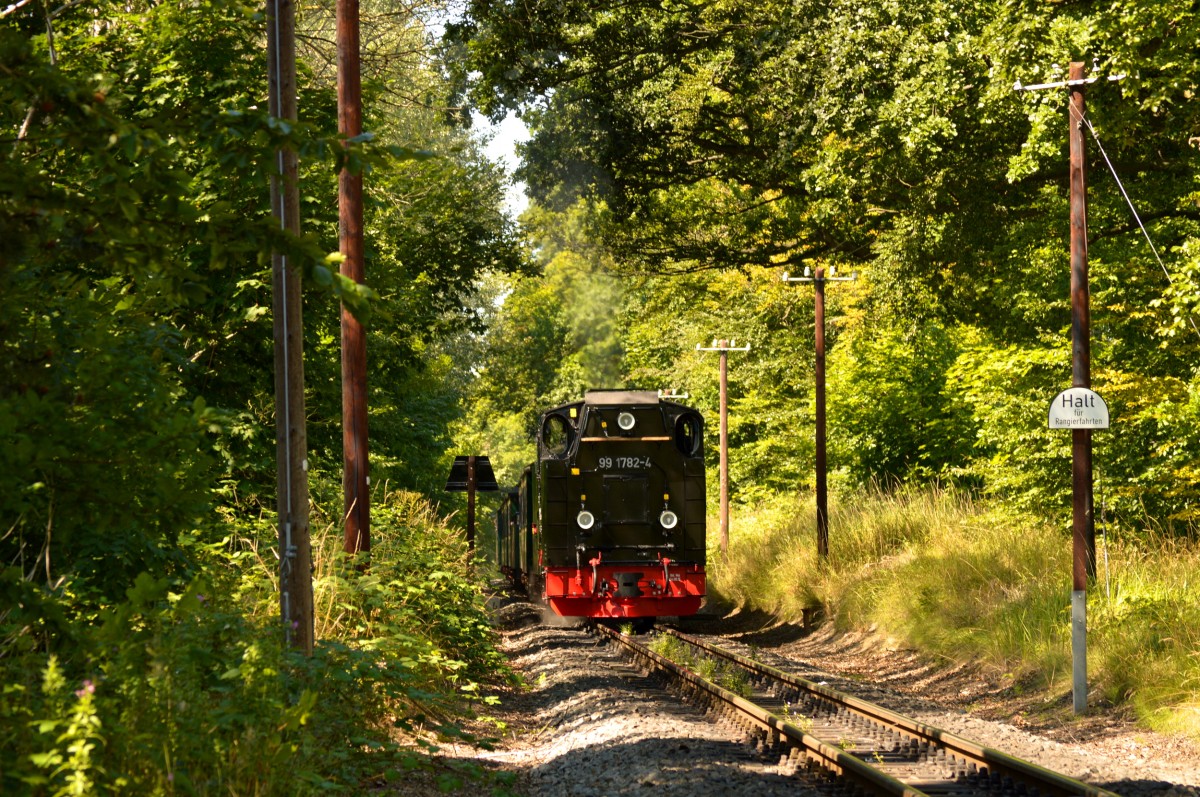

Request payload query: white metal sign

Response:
[1048,387,1109,430]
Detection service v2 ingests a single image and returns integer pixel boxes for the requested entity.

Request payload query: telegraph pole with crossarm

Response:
[1015,59,1125,714]
[696,339,750,558]
[782,266,856,562]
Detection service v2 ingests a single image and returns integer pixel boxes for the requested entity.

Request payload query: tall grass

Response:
[711,486,1200,740]
[1090,529,1200,734]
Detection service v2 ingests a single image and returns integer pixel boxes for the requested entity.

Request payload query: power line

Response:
[1071,108,1200,342]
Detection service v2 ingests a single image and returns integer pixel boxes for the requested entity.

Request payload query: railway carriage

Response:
[494,487,519,583]
[498,390,707,623]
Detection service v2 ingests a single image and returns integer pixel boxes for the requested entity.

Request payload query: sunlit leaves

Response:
[450,0,1200,528]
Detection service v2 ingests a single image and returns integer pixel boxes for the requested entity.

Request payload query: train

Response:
[495,390,707,627]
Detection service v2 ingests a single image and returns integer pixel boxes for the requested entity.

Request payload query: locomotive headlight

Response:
[617,411,636,431]
[577,510,596,530]
[659,510,679,530]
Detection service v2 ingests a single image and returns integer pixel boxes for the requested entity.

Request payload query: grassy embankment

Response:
[709,487,1200,740]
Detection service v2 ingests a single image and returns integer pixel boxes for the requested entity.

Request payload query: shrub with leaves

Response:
[2,492,512,795]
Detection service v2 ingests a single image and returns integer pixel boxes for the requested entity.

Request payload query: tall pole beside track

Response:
[782,267,856,563]
[338,0,370,557]
[1067,61,1097,589]
[720,344,729,558]
[466,455,477,551]
[696,340,750,558]
[1067,60,1095,715]
[267,0,313,654]
[1016,60,1125,714]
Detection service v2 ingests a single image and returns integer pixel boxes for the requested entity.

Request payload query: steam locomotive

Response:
[495,390,707,624]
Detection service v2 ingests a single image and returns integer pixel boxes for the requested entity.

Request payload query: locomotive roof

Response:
[583,390,661,405]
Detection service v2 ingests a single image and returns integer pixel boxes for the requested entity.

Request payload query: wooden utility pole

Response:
[466,455,477,551]
[719,343,730,557]
[782,266,855,562]
[696,340,750,557]
[338,0,370,557]
[267,0,313,654]
[1067,60,1094,715]
[1016,59,1126,715]
[1068,61,1097,586]
[814,274,827,559]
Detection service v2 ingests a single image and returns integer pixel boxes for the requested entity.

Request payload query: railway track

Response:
[595,623,1122,797]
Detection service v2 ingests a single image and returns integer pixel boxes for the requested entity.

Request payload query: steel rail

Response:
[594,624,926,796]
[663,628,1121,797]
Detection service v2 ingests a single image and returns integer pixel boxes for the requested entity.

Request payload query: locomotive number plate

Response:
[598,456,652,470]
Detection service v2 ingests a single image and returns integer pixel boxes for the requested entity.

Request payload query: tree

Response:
[447,0,1200,527]
[1,2,290,608]
[0,0,524,624]
[451,202,624,485]
[450,0,1198,330]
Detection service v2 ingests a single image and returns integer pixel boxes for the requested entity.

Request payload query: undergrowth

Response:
[710,485,1200,741]
[0,488,512,795]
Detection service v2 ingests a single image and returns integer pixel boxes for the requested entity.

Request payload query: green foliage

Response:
[1092,369,1200,525]
[1,6,272,608]
[827,319,976,485]
[451,0,1200,328]
[1,489,511,795]
[2,2,413,657]
[25,656,103,796]
[946,332,1072,514]
[297,123,526,500]
[3,574,319,795]
[312,490,507,684]
[450,0,1019,282]
[0,297,214,601]
[3,2,523,794]
[622,265,823,503]
[2,0,524,588]
[944,329,1200,526]
[452,202,625,489]
[448,0,1200,529]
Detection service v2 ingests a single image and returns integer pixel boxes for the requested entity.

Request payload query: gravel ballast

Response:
[428,600,1199,797]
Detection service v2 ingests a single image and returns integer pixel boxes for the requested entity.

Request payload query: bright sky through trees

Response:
[478,110,529,217]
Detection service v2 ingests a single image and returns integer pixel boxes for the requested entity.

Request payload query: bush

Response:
[2,572,319,795]
[827,320,976,485]
[1,490,511,796]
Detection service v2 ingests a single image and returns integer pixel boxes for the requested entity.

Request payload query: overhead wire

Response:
[1068,100,1200,342]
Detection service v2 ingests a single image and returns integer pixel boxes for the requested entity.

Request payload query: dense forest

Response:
[447,0,1200,527]
[1,1,525,792]
[2,0,1198,792]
